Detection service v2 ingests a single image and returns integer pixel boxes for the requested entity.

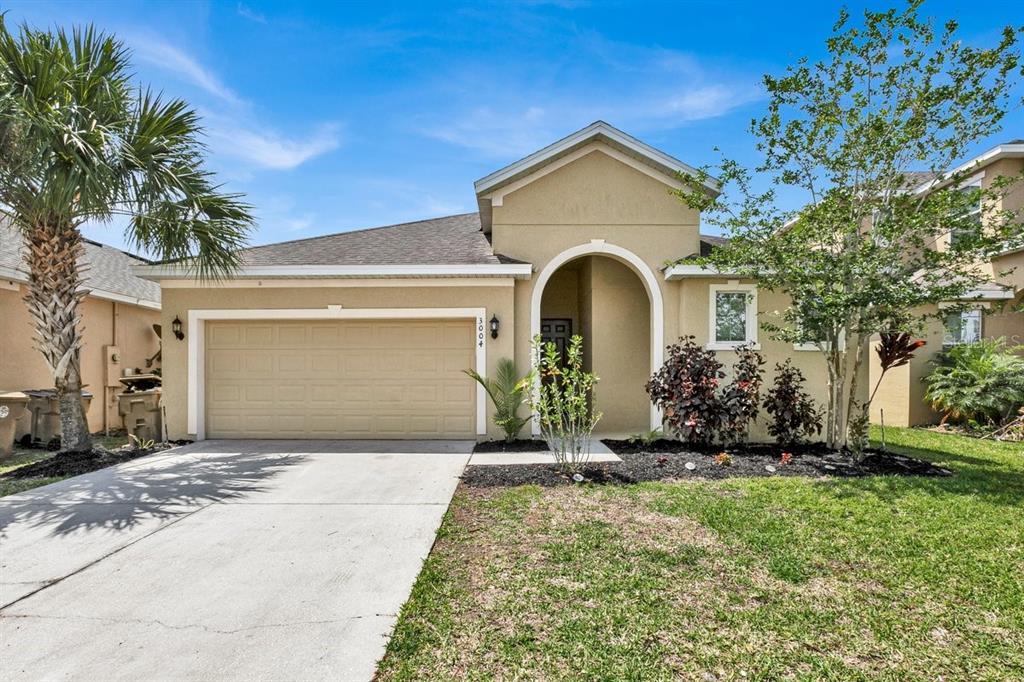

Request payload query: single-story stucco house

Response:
[1,221,162,433]
[137,122,1022,442]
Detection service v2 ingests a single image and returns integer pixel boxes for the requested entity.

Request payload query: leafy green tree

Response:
[675,1,1024,449]
[0,20,253,452]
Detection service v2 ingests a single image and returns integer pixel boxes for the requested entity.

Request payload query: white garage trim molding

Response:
[187,307,489,440]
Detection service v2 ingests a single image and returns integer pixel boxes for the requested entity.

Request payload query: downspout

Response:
[105,301,118,436]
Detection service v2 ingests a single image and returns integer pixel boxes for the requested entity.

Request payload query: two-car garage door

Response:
[204,319,476,439]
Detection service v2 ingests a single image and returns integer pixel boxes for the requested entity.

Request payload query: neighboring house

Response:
[1,221,162,433]
[138,121,1018,443]
[869,142,1024,427]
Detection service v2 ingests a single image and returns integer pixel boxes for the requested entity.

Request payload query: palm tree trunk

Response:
[22,220,92,453]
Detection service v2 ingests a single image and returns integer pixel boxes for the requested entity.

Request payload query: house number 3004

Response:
[477,317,485,348]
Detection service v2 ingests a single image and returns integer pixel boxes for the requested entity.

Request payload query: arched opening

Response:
[531,242,664,435]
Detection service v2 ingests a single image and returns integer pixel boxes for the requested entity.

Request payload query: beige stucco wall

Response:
[588,258,651,433]
[492,145,699,436]
[540,267,580,333]
[0,282,160,433]
[159,283,515,441]
[676,279,869,441]
[538,257,651,434]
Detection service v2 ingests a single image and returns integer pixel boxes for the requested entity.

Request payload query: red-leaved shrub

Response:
[645,336,724,445]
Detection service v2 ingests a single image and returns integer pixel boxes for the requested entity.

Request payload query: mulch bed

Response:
[473,439,551,453]
[1,442,187,481]
[461,439,953,488]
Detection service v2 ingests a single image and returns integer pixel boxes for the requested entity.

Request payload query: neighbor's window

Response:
[950,179,983,248]
[943,309,982,347]
[709,284,757,349]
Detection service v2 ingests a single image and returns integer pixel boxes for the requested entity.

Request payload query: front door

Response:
[540,318,572,365]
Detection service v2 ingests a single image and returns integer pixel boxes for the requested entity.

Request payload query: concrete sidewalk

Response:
[0,440,472,681]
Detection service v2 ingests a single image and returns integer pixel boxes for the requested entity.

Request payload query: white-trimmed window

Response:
[708,283,758,350]
[951,176,983,248]
[943,308,982,347]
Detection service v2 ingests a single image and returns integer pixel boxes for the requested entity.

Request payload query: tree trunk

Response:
[824,346,847,450]
[21,221,92,453]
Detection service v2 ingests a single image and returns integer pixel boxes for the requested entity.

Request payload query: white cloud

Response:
[124,36,341,172]
[129,38,242,105]
[237,3,267,24]
[417,38,762,158]
[283,215,313,232]
[208,123,342,170]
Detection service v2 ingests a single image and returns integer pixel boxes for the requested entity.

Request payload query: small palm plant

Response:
[464,358,530,443]
[0,20,253,452]
[924,338,1024,426]
[520,335,601,474]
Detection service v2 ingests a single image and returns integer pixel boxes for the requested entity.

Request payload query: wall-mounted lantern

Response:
[172,316,185,341]
[489,314,500,339]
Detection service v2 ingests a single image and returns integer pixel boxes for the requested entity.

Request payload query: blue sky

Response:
[8,0,1024,252]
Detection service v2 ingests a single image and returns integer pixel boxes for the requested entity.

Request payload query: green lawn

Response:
[377,427,1024,681]
[0,434,130,497]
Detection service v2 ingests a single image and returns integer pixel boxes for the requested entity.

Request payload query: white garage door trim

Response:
[187,307,488,440]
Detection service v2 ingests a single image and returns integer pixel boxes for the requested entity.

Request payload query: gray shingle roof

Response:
[699,234,729,257]
[900,171,939,189]
[0,220,160,305]
[239,213,503,266]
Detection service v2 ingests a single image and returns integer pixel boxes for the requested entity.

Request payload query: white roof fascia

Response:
[958,287,1015,301]
[136,263,535,281]
[912,144,1024,195]
[664,264,747,279]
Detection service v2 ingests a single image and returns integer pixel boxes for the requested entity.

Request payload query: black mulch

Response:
[473,439,551,453]
[1,441,189,481]
[461,439,953,488]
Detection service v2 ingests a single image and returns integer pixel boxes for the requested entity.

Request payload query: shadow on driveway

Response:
[0,449,309,538]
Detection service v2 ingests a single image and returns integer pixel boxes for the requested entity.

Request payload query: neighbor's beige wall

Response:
[987,248,1023,349]
[868,313,947,427]
[493,146,701,435]
[159,284,515,441]
[0,283,160,433]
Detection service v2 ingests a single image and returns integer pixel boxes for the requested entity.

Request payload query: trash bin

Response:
[0,391,30,458]
[19,389,94,448]
[118,389,162,442]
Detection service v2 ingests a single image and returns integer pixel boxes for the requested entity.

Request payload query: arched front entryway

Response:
[530,241,664,435]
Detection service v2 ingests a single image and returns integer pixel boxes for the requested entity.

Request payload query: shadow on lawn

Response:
[822,440,1024,507]
[0,448,308,538]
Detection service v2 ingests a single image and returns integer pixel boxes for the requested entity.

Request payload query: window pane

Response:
[943,313,963,346]
[716,292,748,342]
[951,184,982,247]
[943,310,982,346]
[963,309,982,344]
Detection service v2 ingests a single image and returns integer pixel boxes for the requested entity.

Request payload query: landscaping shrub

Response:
[464,358,530,442]
[645,336,724,445]
[924,338,1024,426]
[719,346,766,446]
[763,360,822,445]
[521,335,601,473]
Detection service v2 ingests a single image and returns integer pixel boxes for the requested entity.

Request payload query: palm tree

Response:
[0,19,253,452]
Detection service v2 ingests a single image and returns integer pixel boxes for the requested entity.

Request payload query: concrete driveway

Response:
[0,440,472,681]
